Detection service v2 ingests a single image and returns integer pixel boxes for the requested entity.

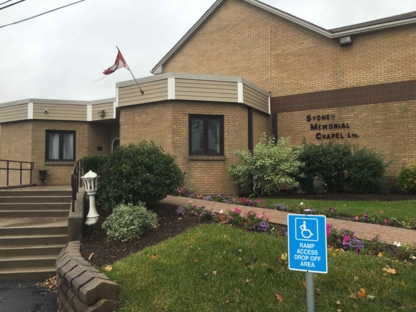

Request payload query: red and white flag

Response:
[103,50,129,75]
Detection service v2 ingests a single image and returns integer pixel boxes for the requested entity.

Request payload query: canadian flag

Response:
[103,50,129,75]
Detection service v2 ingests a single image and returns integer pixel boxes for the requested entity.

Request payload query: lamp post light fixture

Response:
[81,170,100,225]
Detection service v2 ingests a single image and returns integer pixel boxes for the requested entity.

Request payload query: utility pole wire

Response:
[0,0,85,29]
[0,0,13,6]
[0,0,25,11]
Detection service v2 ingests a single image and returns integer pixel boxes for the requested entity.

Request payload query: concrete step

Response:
[0,196,72,203]
[0,225,67,236]
[0,190,71,196]
[0,244,65,257]
[0,216,68,229]
[0,210,69,218]
[0,255,57,269]
[0,203,70,211]
[0,234,68,246]
[0,267,56,281]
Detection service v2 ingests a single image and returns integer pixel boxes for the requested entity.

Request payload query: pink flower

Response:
[355,216,359,221]
[384,218,388,224]
[257,214,264,219]
[233,208,242,214]
[329,206,334,213]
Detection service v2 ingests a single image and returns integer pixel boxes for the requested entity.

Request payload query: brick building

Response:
[1,0,416,193]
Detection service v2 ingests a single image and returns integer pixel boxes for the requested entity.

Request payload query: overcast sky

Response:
[1,0,416,104]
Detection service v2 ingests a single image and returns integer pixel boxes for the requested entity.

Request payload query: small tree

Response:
[228,134,303,196]
[396,163,416,194]
[295,141,351,193]
[346,147,389,194]
[97,142,185,210]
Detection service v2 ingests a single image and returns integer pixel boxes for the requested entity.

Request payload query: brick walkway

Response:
[162,196,416,245]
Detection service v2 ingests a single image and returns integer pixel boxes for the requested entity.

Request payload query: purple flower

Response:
[363,214,368,221]
[204,196,213,201]
[257,221,269,231]
[273,204,288,211]
[176,205,186,215]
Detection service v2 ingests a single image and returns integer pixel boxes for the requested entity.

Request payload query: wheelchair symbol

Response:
[295,218,318,242]
[299,221,314,239]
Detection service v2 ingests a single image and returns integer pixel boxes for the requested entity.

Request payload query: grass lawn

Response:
[264,198,416,225]
[105,223,416,312]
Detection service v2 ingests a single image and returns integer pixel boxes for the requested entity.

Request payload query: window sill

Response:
[188,156,225,161]
[45,161,75,166]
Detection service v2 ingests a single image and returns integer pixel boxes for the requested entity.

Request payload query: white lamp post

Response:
[81,170,100,225]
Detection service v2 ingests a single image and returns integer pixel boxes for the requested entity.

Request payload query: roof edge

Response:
[150,0,416,74]
[117,72,270,96]
[0,98,116,108]
[150,0,224,74]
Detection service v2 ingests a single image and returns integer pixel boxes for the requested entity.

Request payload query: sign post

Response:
[287,213,328,312]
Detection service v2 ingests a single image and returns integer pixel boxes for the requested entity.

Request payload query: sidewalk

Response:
[162,196,416,245]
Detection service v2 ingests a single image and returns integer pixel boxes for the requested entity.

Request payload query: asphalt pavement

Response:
[0,281,57,312]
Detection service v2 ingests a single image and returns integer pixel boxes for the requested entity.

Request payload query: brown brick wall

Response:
[0,121,32,186]
[278,101,416,181]
[164,0,416,97]
[120,100,255,194]
[119,103,174,153]
[162,0,416,190]
[30,121,90,185]
[252,109,270,145]
[87,123,112,156]
[172,101,249,195]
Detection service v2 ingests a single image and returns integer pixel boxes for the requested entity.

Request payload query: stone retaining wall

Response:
[56,241,119,312]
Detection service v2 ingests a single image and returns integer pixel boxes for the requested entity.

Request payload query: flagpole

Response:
[116,46,144,95]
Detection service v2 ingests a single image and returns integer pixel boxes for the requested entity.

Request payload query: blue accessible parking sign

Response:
[287,214,328,274]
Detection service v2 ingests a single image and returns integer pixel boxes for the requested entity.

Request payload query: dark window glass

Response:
[45,130,75,161]
[189,115,223,156]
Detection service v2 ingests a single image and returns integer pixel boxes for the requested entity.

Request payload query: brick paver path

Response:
[162,196,416,245]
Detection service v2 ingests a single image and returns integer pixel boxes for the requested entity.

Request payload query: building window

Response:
[45,130,76,161]
[112,138,120,151]
[189,115,224,155]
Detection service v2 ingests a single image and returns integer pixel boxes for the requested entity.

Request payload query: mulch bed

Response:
[80,203,207,267]
[81,194,416,267]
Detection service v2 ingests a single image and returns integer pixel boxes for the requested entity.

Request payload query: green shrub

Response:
[97,142,184,210]
[295,141,351,193]
[346,147,389,194]
[396,163,416,193]
[102,202,158,242]
[228,134,303,196]
[82,155,109,175]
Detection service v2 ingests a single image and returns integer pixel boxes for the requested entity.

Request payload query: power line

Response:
[0,0,26,11]
[0,0,85,29]
[0,0,13,6]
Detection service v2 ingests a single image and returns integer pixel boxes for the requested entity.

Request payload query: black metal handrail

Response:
[0,159,34,186]
[71,159,83,212]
